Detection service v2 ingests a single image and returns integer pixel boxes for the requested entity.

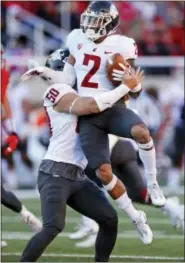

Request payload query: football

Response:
[106,53,129,87]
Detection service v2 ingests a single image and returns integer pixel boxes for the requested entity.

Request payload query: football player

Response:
[19,49,152,262]
[1,46,42,248]
[64,1,166,217]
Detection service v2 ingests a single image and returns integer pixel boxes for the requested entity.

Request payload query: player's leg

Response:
[68,178,118,262]
[166,120,185,190]
[111,139,149,203]
[1,184,21,249]
[68,169,100,241]
[20,170,69,262]
[115,164,184,231]
[107,104,165,207]
[79,117,139,217]
[79,117,153,244]
[1,184,41,232]
[1,184,22,212]
[112,139,184,231]
[2,152,18,189]
[68,166,100,242]
[18,138,33,169]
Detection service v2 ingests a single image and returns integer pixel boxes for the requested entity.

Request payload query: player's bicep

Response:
[70,97,99,116]
[54,93,99,116]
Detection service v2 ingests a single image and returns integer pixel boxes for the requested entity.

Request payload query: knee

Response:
[44,219,65,234]
[96,164,113,185]
[102,214,118,231]
[42,225,61,239]
[131,124,151,144]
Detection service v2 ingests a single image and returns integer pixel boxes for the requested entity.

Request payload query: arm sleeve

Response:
[94,84,130,111]
[40,67,73,86]
[43,83,77,107]
[63,63,76,87]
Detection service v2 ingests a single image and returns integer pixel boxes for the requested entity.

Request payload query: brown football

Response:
[106,53,129,87]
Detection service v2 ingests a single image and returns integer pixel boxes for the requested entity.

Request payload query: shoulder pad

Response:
[66,29,82,55]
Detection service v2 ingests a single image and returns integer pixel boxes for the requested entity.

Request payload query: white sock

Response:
[20,205,28,219]
[115,192,140,221]
[138,140,157,186]
[161,198,178,215]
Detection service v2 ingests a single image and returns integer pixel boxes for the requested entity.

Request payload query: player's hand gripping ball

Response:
[106,53,130,87]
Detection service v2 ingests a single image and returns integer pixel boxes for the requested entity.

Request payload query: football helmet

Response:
[81,1,119,41]
[45,48,70,71]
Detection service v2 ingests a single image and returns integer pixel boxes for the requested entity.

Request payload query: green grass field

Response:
[1,194,184,262]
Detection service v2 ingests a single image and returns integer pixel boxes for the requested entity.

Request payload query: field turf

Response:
[1,193,184,262]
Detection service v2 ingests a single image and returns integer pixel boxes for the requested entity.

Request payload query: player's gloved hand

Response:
[122,67,144,89]
[3,132,19,156]
[21,67,52,82]
[112,63,131,82]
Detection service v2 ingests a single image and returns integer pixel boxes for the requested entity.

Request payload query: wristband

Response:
[129,83,141,93]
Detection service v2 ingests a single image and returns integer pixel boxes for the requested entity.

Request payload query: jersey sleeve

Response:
[66,29,79,56]
[119,36,138,60]
[43,83,76,107]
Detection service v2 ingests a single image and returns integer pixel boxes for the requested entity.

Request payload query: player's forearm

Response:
[94,84,130,111]
[43,68,73,86]
[55,83,130,116]
[54,93,99,116]
[71,84,130,115]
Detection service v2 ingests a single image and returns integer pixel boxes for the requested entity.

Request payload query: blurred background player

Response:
[1,45,42,248]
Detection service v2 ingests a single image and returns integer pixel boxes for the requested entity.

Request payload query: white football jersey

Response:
[43,83,87,169]
[66,29,137,97]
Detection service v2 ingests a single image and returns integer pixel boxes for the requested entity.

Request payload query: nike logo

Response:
[104,51,113,54]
